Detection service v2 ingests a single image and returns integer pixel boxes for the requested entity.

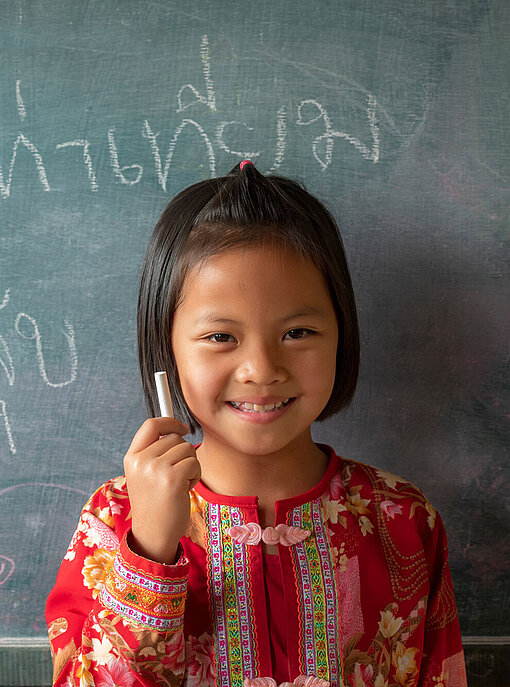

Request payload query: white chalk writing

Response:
[177,35,217,113]
[297,96,379,169]
[15,314,78,388]
[2,41,385,199]
[0,133,50,199]
[0,401,16,455]
[142,118,216,191]
[0,290,14,387]
[269,106,287,172]
[0,289,78,453]
[108,128,143,185]
[216,121,262,159]
[56,140,98,191]
[15,80,26,122]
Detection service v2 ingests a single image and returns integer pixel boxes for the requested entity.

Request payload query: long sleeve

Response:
[45,477,189,686]
[418,512,467,686]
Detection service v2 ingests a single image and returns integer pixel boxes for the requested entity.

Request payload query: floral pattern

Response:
[46,450,466,686]
[185,633,216,687]
[82,549,116,598]
[342,599,426,687]
[96,658,137,687]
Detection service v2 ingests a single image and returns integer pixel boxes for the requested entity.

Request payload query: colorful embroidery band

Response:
[100,588,183,630]
[100,552,187,631]
[206,502,259,687]
[290,499,343,686]
[113,552,187,594]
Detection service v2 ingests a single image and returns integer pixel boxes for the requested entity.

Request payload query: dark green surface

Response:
[0,0,509,672]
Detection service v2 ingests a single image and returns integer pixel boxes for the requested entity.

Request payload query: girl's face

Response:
[171,243,338,460]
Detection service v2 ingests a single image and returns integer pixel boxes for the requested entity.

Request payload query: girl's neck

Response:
[195,433,329,527]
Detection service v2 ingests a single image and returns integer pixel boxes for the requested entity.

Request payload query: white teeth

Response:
[230,399,291,412]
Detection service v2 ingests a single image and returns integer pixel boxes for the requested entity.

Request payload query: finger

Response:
[170,453,202,491]
[128,417,189,453]
[127,433,185,463]
[125,438,196,476]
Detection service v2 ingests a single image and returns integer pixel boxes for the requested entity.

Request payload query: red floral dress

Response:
[46,448,467,686]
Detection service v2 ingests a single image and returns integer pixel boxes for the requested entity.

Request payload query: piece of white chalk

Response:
[154,371,174,418]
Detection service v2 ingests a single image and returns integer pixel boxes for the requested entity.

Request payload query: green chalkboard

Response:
[0,1,509,684]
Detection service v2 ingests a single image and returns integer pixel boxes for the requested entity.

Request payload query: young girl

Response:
[46,162,467,687]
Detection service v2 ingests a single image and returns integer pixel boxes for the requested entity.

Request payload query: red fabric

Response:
[263,553,288,682]
[45,449,468,686]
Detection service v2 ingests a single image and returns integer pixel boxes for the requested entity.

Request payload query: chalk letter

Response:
[0,289,10,311]
[297,96,379,170]
[0,134,50,199]
[177,35,217,113]
[269,106,287,172]
[16,80,27,122]
[108,128,143,185]
[0,290,14,386]
[0,337,14,387]
[216,121,262,160]
[15,314,78,388]
[142,119,215,192]
[0,400,16,455]
[56,140,98,191]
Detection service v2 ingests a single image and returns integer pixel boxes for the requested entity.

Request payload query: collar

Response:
[192,444,339,515]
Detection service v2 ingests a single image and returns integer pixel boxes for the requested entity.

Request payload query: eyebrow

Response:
[280,307,326,321]
[193,315,241,326]
[193,307,327,326]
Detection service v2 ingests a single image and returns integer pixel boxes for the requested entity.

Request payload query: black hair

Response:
[138,162,359,432]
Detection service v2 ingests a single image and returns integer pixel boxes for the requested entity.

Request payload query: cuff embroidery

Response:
[100,551,187,631]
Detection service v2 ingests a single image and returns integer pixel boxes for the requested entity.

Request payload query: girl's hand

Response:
[123,417,201,564]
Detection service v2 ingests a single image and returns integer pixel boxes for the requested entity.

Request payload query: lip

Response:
[225,397,296,424]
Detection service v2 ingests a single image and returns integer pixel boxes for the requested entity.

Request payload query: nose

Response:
[235,338,287,386]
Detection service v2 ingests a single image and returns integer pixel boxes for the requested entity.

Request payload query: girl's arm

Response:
[418,511,468,686]
[45,478,188,686]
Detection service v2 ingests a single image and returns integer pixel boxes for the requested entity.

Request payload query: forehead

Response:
[178,245,335,317]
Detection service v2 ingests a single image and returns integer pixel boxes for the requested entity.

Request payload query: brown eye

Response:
[209,333,236,343]
[284,328,311,340]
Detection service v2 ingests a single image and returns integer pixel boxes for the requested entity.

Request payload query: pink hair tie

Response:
[240,159,253,171]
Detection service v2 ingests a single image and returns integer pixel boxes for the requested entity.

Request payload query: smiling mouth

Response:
[228,398,294,413]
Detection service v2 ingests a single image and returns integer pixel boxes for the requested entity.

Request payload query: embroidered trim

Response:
[113,553,187,594]
[100,552,187,631]
[206,503,259,687]
[100,588,183,630]
[290,499,343,686]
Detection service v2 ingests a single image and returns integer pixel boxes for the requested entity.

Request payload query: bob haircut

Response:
[137,162,359,432]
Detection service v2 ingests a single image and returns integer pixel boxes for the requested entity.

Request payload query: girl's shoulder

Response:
[335,453,427,495]
[329,451,438,540]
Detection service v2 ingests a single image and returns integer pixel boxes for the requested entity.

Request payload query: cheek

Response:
[307,358,336,398]
[176,350,226,407]
[299,341,337,386]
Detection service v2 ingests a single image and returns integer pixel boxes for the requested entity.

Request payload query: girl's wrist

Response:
[127,530,180,565]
